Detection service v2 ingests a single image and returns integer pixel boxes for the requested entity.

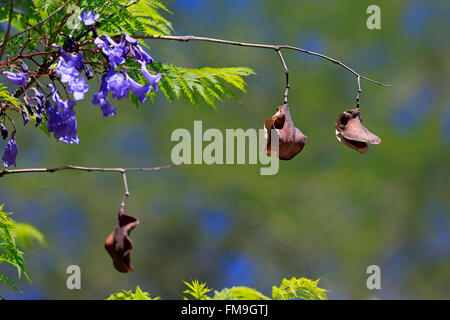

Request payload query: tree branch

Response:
[275,49,289,105]
[0,0,14,61]
[0,164,177,177]
[133,34,391,108]
[0,0,72,52]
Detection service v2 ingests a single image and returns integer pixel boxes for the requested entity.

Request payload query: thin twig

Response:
[0,0,14,61]
[135,34,392,88]
[0,164,178,177]
[356,75,362,108]
[276,49,289,105]
[0,0,72,50]
[121,171,130,207]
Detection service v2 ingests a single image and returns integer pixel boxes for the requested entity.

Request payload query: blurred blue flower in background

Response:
[350,44,388,69]
[220,252,255,288]
[392,86,435,132]
[176,0,203,12]
[54,205,88,256]
[443,106,450,143]
[199,208,230,239]
[297,32,326,64]
[402,2,435,37]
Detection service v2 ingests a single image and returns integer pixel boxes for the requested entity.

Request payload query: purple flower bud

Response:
[83,65,93,79]
[130,45,154,64]
[78,10,100,26]
[21,106,30,125]
[139,62,161,91]
[2,131,18,168]
[124,72,150,103]
[3,71,27,86]
[92,75,116,118]
[68,77,89,100]
[25,103,34,116]
[0,124,8,140]
[21,61,29,72]
[124,33,138,46]
[35,113,42,127]
[63,34,76,51]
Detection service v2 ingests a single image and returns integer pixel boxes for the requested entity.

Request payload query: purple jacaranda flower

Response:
[1,124,8,140]
[30,88,46,113]
[21,106,30,125]
[52,44,85,72]
[35,113,42,127]
[107,70,129,100]
[3,71,27,86]
[92,74,116,118]
[83,65,93,79]
[130,45,154,64]
[101,36,129,68]
[25,103,34,116]
[124,33,154,64]
[139,62,161,91]
[124,33,138,46]
[2,131,18,168]
[21,61,28,72]
[47,84,80,144]
[78,10,99,26]
[68,77,89,100]
[124,72,150,103]
[56,58,80,83]
[102,34,120,47]
[94,36,106,48]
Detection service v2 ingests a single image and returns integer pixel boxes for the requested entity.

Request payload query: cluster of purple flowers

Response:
[1,9,162,168]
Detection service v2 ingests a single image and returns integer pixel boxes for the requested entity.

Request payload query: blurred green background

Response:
[1,0,450,299]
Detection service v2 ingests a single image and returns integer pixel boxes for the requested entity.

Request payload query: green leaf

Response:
[0,204,45,292]
[183,279,211,300]
[15,223,46,249]
[213,287,270,300]
[106,286,159,300]
[272,277,328,300]
[150,62,255,108]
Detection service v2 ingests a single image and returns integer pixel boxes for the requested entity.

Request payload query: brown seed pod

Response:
[105,206,139,273]
[335,108,381,154]
[261,104,307,160]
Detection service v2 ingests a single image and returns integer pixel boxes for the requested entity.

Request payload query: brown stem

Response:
[135,34,391,89]
[0,0,14,61]
[276,49,290,105]
[0,164,178,178]
[0,0,72,50]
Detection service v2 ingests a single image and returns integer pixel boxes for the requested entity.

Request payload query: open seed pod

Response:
[335,108,381,154]
[105,206,139,273]
[261,104,307,160]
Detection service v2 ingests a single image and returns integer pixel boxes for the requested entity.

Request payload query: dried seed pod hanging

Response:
[261,104,307,160]
[105,206,139,273]
[335,108,381,154]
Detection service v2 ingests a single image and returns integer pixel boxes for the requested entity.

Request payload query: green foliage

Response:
[0,204,28,293]
[15,223,46,250]
[151,62,255,109]
[272,277,328,300]
[183,279,211,300]
[212,287,270,300]
[0,83,20,110]
[106,286,160,300]
[0,204,45,296]
[107,277,327,300]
